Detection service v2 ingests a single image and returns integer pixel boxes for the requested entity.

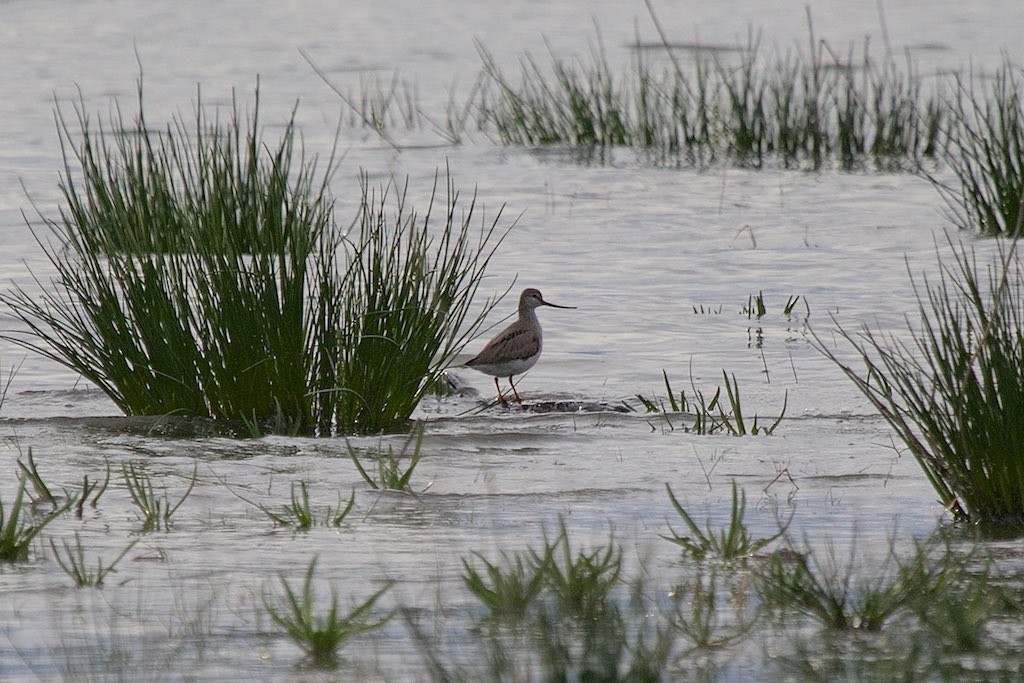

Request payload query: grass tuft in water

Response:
[461,518,622,625]
[50,533,138,588]
[535,517,623,620]
[264,556,393,668]
[260,481,355,530]
[742,290,768,319]
[635,369,786,435]
[462,549,548,620]
[122,462,196,533]
[74,462,110,519]
[814,240,1024,526]
[17,447,70,509]
[663,481,787,562]
[1,473,71,562]
[347,424,424,491]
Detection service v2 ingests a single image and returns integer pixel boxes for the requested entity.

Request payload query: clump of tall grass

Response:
[814,240,1024,526]
[0,85,510,435]
[478,36,632,150]
[929,61,1024,236]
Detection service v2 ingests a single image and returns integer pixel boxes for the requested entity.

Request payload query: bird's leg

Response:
[493,377,509,406]
[508,375,523,403]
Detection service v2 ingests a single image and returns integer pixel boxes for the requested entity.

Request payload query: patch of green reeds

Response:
[0,85,511,435]
[814,240,1024,526]
[635,369,786,435]
[929,61,1024,236]
[477,36,631,150]
[263,556,393,668]
[476,24,943,171]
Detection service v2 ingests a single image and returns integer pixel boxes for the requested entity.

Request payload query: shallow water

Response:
[2,1,1023,680]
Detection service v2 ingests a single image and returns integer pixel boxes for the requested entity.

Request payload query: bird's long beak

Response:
[541,298,576,309]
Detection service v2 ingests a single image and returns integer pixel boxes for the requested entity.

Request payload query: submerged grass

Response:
[446,517,674,680]
[431,504,1017,680]
[0,85,511,435]
[754,532,975,632]
[814,239,1024,526]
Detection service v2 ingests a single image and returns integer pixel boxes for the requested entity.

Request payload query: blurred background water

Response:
[1,1,1022,679]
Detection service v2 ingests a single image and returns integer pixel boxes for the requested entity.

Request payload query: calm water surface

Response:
[1,1,1023,680]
